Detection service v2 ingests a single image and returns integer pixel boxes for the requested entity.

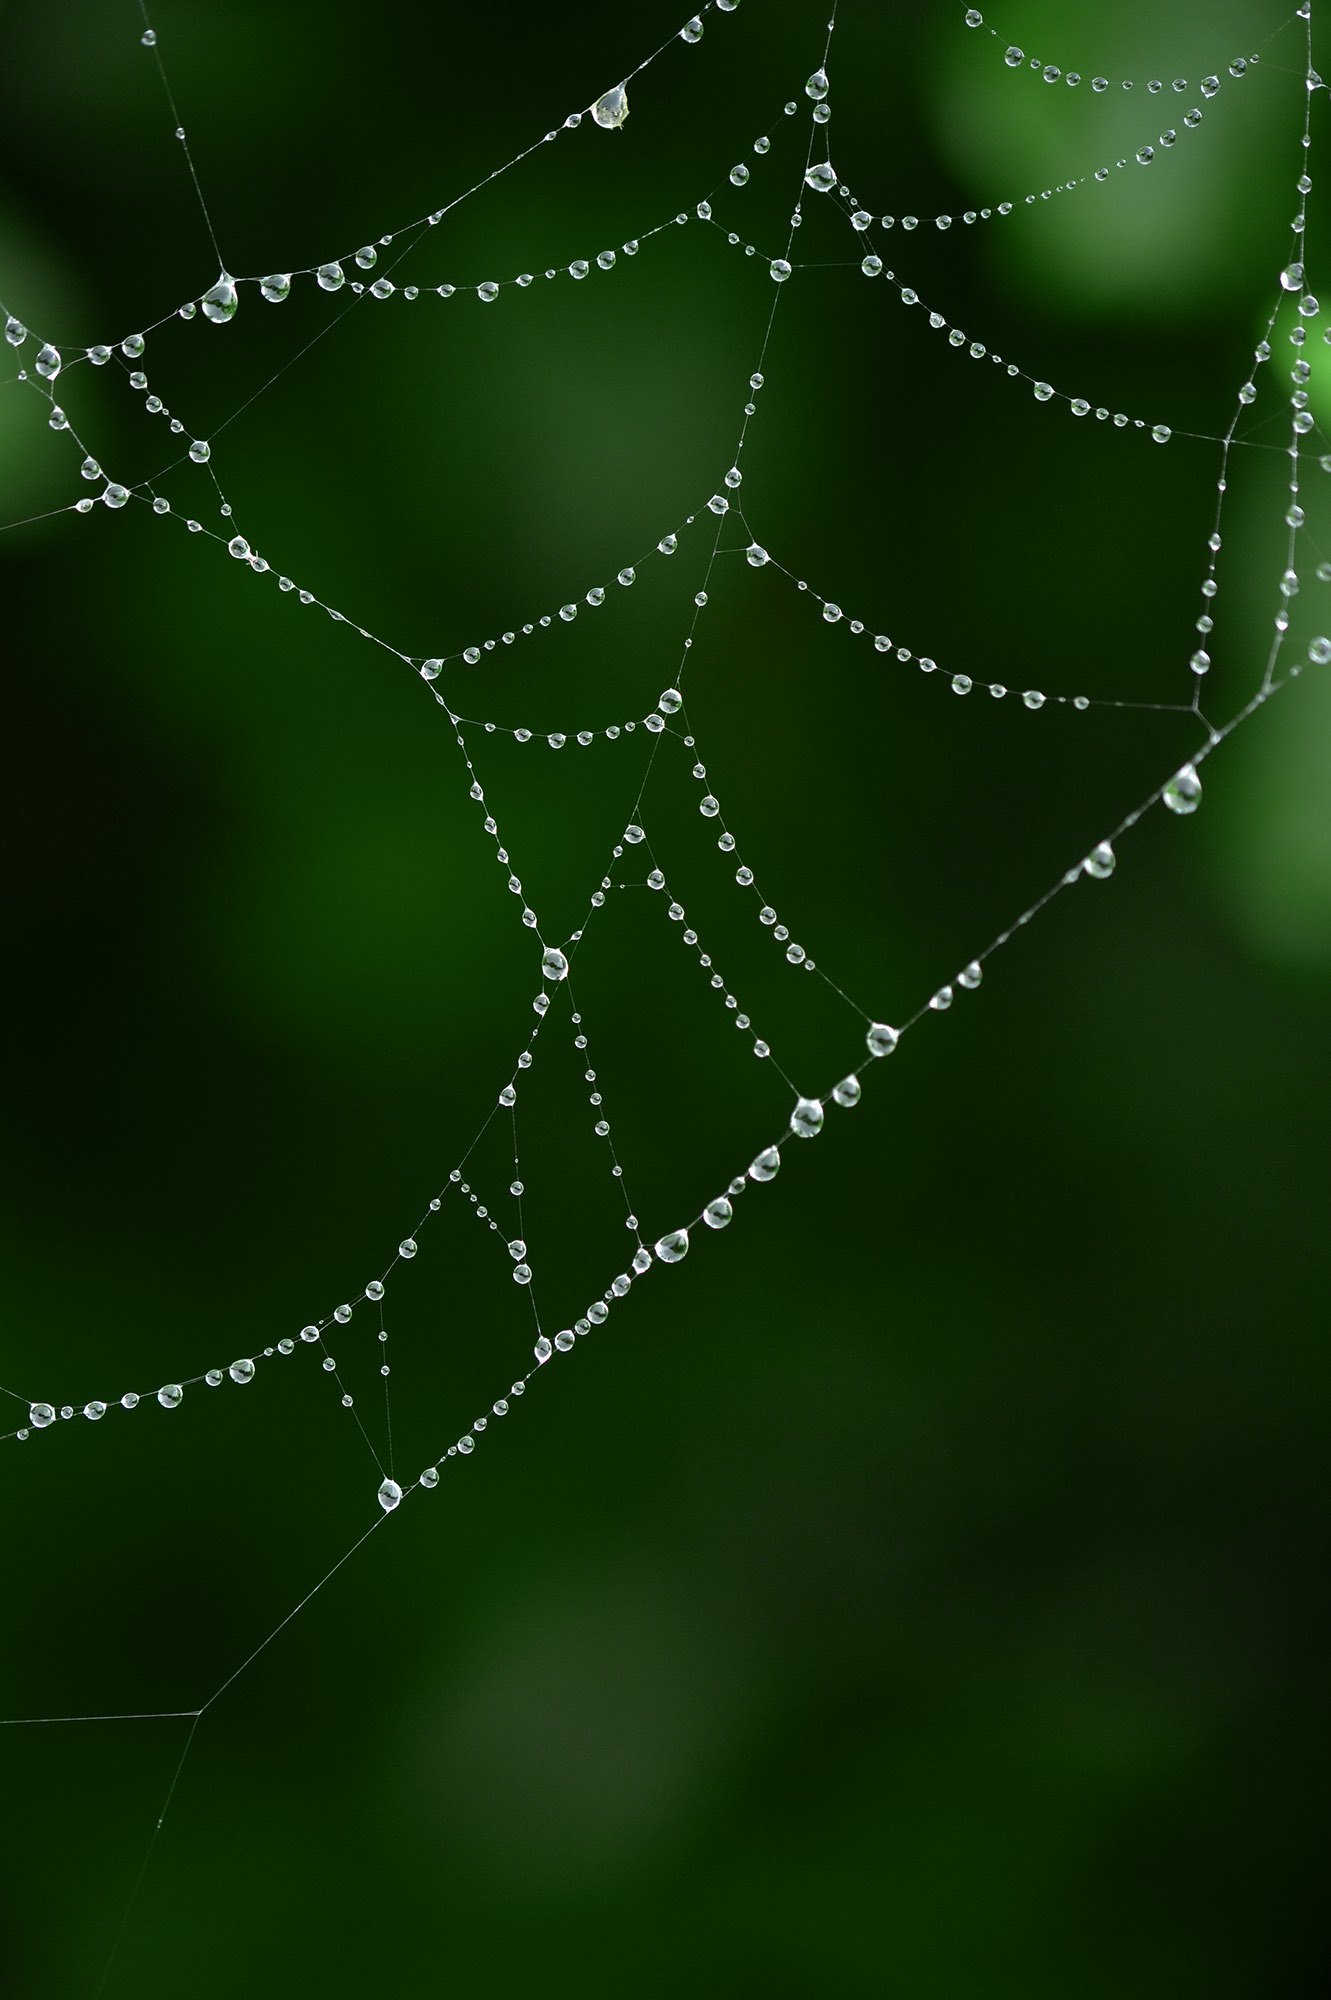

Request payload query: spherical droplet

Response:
[29,1402,56,1429]
[655,1228,690,1263]
[378,1478,403,1512]
[157,1383,184,1409]
[1083,841,1116,880]
[542,946,569,980]
[35,343,62,380]
[770,259,792,283]
[260,273,291,303]
[866,1022,899,1058]
[189,439,210,463]
[703,1197,733,1230]
[1162,764,1202,815]
[833,1075,861,1108]
[748,1146,781,1183]
[316,262,346,292]
[746,543,769,567]
[806,67,828,99]
[805,161,837,193]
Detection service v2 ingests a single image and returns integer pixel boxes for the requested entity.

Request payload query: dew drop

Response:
[157,1383,184,1409]
[748,1146,781,1183]
[1162,764,1202,815]
[703,1197,733,1230]
[378,1478,403,1513]
[790,1097,824,1138]
[592,83,629,129]
[1083,841,1116,880]
[201,273,238,323]
[833,1075,861,1108]
[866,1022,899,1057]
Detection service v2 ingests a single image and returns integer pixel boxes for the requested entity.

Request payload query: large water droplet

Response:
[378,1478,403,1512]
[655,1228,690,1263]
[35,343,61,380]
[790,1097,824,1138]
[748,1146,781,1183]
[704,1197,733,1229]
[157,1383,184,1409]
[1162,764,1202,815]
[260,273,291,303]
[228,1358,255,1384]
[542,946,569,980]
[806,68,828,99]
[592,83,629,129]
[29,1402,56,1428]
[866,1022,898,1057]
[805,161,837,193]
[201,273,238,323]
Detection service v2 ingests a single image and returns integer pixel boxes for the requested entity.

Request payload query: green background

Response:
[1,1,1327,1994]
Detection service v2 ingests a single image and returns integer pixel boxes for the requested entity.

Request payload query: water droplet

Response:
[745,543,769,567]
[704,1197,733,1229]
[35,343,61,380]
[805,161,837,193]
[157,1383,184,1409]
[592,82,629,129]
[958,961,983,990]
[681,16,703,43]
[867,1022,899,1057]
[228,1358,255,1384]
[188,439,210,463]
[770,259,792,282]
[102,484,129,508]
[1083,841,1116,880]
[1033,381,1054,402]
[316,262,345,291]
[84,1400,106,1420]
[201,273,238,323]
[748,1146,781,1183]
[260,273,291,303]
[658,534,678,555]
[833,1075,861,1108]
[378,1478,403,1512]
[790,1097,824,1138]
[1282,263,1305,292]
[806,68,828,100]
[655,1228,690,1264]
[534,1335,553,1363]
[1162,764,1202,815]
[29,1402,56,1428]
[541,946,569,980]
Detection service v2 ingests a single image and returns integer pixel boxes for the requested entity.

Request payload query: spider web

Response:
[1,1,1327,1993]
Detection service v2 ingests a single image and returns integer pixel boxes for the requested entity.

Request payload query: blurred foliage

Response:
[1,3,1327,1996]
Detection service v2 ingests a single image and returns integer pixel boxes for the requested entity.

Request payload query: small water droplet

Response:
[1083,841,1116,880]
[1162,764,1202,815]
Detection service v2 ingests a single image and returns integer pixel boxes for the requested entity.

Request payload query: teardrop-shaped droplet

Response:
[592,83,629,129]
[748,1146,781,1183]
[866,1022,898,1058]
[541,946,569,980]
[833,1075,861,1108]
[790,1097,824,1139]
[378,1478,403,1512]
[201,273,238,323]
[35,343,62,380]
[703,1197,733,1230]
[1162,764,1202,815]
[806,68,829,100]
[1083,841,1116,880]
[655,1228,690,1263]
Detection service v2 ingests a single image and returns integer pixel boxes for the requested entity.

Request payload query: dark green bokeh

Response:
[2,3,1327,1996]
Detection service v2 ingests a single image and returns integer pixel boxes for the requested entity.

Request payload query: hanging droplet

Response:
[680,16,703,43]
[655,1228,690,1263]
[592,83,629,130]
[790,1097,824,1138]
[1162,764,1202,815]
[316,262,346,291]
[746,543,769,566]
[805,161,837,193]
[188,439,210,463]
[833,1075,861,1108]
[748,1146,781,1183]
[958,961,983,990]
[377,1478,403,1513]
[260,273,291,303]
[1281,263,1305,292]
[228,1358,255,1384]
[866,1022,899,1057]
[29,1402,56,1428]
[35,343,62,380]
[770,259,792,283]
[157,1383,184,1409]
[703,1197,733,1230]
[730,163,750,186]
[477,281,500,302]
[3,315,26,347]
[201,273,238,323]
[84,1400,106,1420]
[1083,841,1116,880]
[542,946,569,980]
[806,68,829,100]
